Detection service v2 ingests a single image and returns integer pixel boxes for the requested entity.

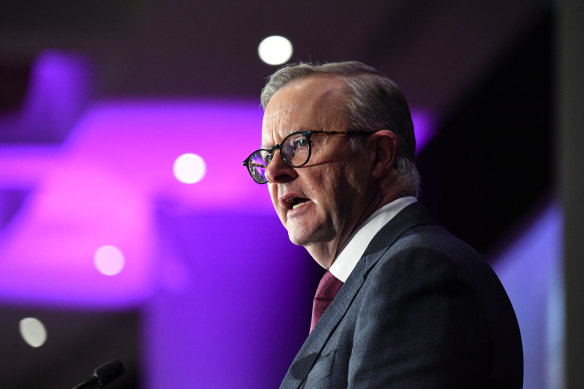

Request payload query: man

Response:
[243,61,523,388]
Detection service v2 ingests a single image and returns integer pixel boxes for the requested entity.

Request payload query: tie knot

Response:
[315,270,344,301]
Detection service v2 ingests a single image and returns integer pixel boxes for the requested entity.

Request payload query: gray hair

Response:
[261,61,420,197]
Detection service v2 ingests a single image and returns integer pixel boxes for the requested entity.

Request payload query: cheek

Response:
[268,184,278,207]
[268,184,288,224]
[309,166,343,206]
[320,164,364,208]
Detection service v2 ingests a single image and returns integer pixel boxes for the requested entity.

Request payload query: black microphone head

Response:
[92,359,125,387]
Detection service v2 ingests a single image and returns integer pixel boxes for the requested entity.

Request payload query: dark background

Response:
[0,1,570,388]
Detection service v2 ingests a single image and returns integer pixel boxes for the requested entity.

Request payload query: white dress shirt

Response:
[329,196,417,282]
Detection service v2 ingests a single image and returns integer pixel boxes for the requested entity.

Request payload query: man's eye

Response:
[294,138,308,148]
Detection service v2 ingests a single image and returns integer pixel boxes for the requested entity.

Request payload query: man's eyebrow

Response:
[260,128,310,149]
[286,128,307,136]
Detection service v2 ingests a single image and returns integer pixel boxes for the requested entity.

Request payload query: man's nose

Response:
[264,150,298,183]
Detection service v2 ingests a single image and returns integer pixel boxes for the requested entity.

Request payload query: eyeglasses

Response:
[242,130,373,184]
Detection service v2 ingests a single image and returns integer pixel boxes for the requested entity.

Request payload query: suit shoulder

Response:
[387,224,490,272]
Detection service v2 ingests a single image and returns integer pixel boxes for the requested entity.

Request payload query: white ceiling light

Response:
[258,35,293,66]
[19,317,48,348]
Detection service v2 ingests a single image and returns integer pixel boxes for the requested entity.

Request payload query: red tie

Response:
[310,270,344,333]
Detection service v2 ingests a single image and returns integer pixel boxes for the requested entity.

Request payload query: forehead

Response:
[261,75,349,144]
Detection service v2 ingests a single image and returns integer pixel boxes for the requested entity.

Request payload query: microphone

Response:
[71,359,125,389]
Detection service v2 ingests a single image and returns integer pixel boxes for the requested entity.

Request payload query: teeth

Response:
[292,200,308,210]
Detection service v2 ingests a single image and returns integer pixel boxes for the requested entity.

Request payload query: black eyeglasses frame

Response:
[242,129,374,184]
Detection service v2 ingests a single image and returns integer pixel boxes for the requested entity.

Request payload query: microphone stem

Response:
[71,377,97,389]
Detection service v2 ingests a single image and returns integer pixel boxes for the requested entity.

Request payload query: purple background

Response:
[0,5,557,385]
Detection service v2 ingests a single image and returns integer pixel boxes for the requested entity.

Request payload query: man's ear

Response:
[370,130,398,179]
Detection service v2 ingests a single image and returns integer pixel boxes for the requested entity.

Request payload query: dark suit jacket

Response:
[280,202,523,388]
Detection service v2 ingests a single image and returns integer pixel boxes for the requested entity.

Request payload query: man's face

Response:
[261,75,374,267]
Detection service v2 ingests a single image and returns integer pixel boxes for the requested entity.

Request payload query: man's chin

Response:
[286,225,331,247]
[287,231,312,247]
[286,223,318,246]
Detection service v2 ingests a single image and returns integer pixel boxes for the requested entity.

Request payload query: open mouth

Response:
[285,197,310,210]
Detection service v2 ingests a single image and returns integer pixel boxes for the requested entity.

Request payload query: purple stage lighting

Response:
[0,51,435,309]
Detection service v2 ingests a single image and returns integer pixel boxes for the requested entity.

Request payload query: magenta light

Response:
[0,98,434,308]
[412,110,436,153]
[0,157,155,307]
[0,50,92,143]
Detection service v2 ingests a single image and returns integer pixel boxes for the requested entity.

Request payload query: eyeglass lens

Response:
[247,132,311,183]
[247,150,270,183]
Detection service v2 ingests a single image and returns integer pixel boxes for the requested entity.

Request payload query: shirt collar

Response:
[328,196,417,282]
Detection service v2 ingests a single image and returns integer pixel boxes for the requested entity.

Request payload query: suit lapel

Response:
[280,256,369,388]
[280,202,436,388]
